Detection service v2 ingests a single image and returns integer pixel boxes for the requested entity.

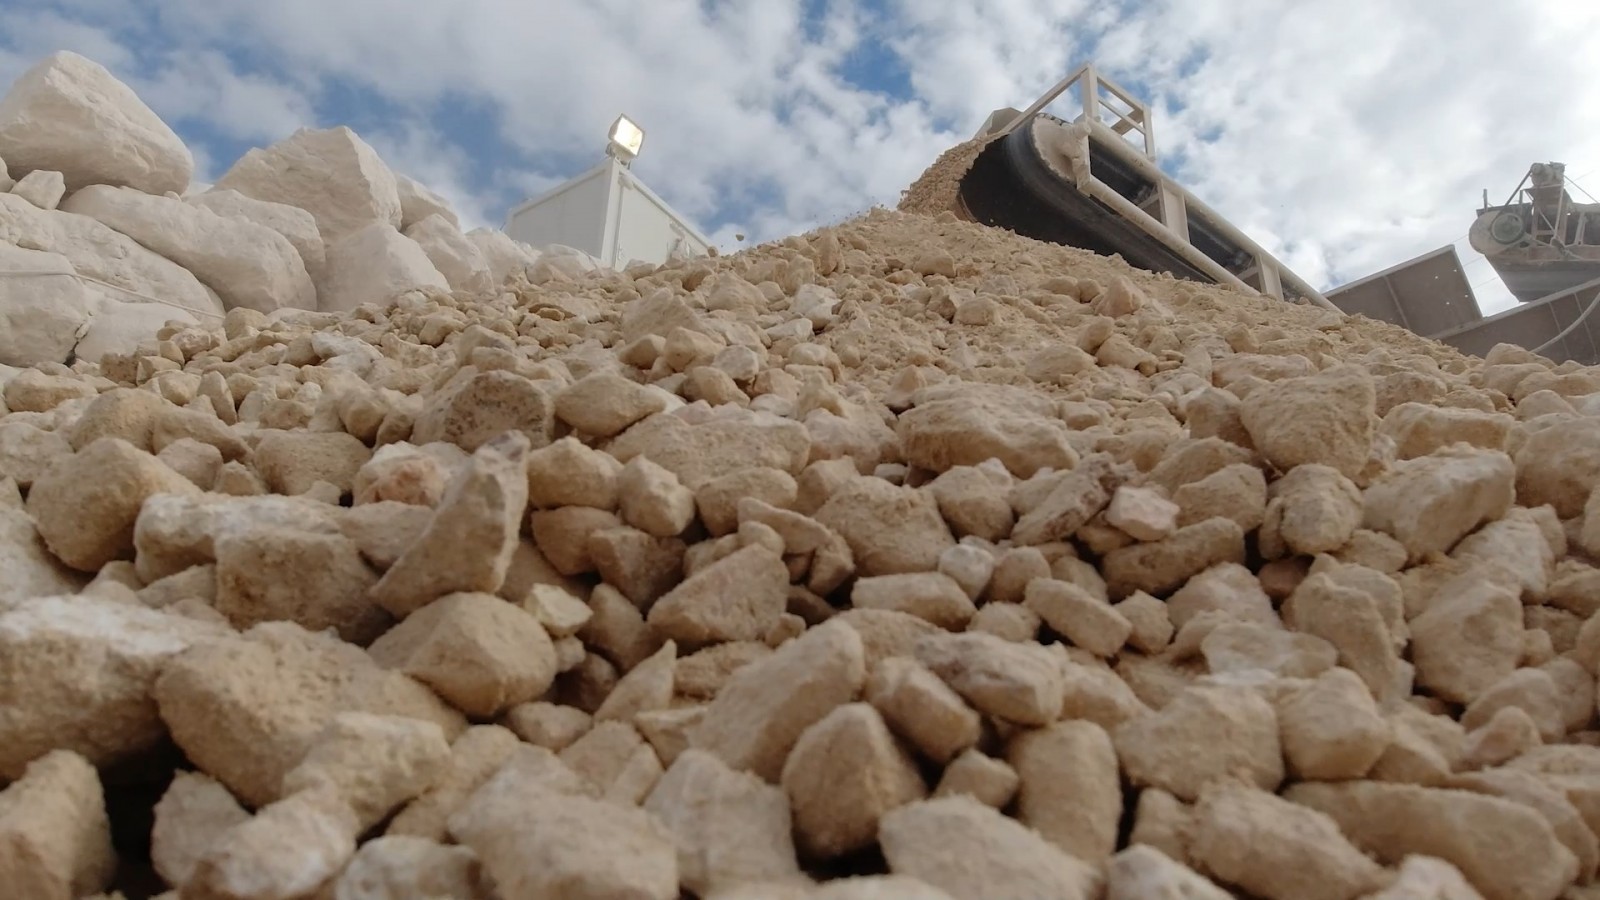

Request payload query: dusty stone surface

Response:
[9,92,1600,896]
[879,796,1101,900]
[1287,780,1579,900]
[782,703,926,859]
[150,771,250,891]
[368,591,557,718]
[154,622,465,807]
[645,749,804,895]
[0,749,117,900]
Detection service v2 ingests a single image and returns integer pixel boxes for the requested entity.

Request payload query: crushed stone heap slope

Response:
[6,58,1600,900]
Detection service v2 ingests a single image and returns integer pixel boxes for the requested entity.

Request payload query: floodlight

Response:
[607,115,645,164]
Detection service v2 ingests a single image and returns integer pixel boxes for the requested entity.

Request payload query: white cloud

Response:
[3,0,1599,318]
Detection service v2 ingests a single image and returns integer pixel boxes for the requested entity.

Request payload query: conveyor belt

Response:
[956,125,1219,285]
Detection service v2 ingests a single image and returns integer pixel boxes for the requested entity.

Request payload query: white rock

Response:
[0,51,193,195]
[466,228,536,286]
[10,169,65,209]
[0,192,223,321]
[404,214,492,293]
[214,126,401,243]
[62,185,315,313]
[0,243,99,367]
[0,153,11,191]
[189,188,326,280]
[318,223,450,312]
[395,173,459,230]
[75,300,199,365]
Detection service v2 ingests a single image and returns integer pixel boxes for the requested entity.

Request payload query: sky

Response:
[4,1,1600,316]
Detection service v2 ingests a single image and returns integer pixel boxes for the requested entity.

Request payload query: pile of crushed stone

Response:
[5,50,1600,900]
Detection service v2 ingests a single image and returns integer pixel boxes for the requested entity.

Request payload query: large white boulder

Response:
[318,223,449,313]
[403,214,492,293]
[63,185,315,314]
[0,244,100,367]
[395,173,459,230]
[75,300,200,365]
[189,189,327,281]
[0,154,13,192]
[0,51,193,195]
[466,227,536,287]
[0,192,223,321]
[214,126,402,243]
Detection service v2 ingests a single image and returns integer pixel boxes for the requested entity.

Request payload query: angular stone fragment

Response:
[559,720,663,805]
[370,431,529,618]
[524,436,620,509]
[1114,685,1283,801]
[151,771,250,891]
[1105,485,1179,541]
[866,656,981,764]
[1276,667,1390,781]
[1011,454,1125,546]
[369,592,556,718]
[556,372,669,437]
[27,437,197,571]
[691,619,867,782]
[608,411,811,490]
[448,747,678,900]
[1286,781,1579,900]
[649,544,788,645]
[852,572,977,630]
[1516,416,1600,518]
[1191,785,1386,900]
[406,213,492,292]
[1461,667,1566,742]
[1107,845,1231,900]
[783,703,927,859]
[1190,619,1327,677]
[412,370,555,452]
[1174,462,1268,531]
[0,506,85,607]
[280,712,451,831]
[595,641,677,723]
[1285,569,1406,702]
[154,622,465,807]
[927,465,1015,541]
[1450,767,1599,884]
[387,725,521,840]
[618,455,697,536]
[1103,517,1246,599]
[698,467,800,535]
[214,524,387,642]
[644,749,804,896]
[1009,720,1120,864]
[214,125,400,242]
[1262,464,1363,557]
[896,385,1078,477]
[334,834,485,900]
[1239,365,1375,479]
[934,749,1019,809]
[1024,578,1133,657]
[815,476,955,576]
[916,631,1064,727]
[0,594,226,778]
[187,791,360,900]
[1363,446,1516,560]
[1382,402,1513,459]
[1410,578,1523,704]
[879,796,1101,900]
[0,750,116,900]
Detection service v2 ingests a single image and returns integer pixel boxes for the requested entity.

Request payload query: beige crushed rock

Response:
[0,750,117,900]
[12,105,1600,897]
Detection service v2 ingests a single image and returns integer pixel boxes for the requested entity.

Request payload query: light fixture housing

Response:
[607,115,645,163]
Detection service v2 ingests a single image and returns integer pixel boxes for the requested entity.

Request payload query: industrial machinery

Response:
[1469,162,1600,303]
[953,65,1338,311]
